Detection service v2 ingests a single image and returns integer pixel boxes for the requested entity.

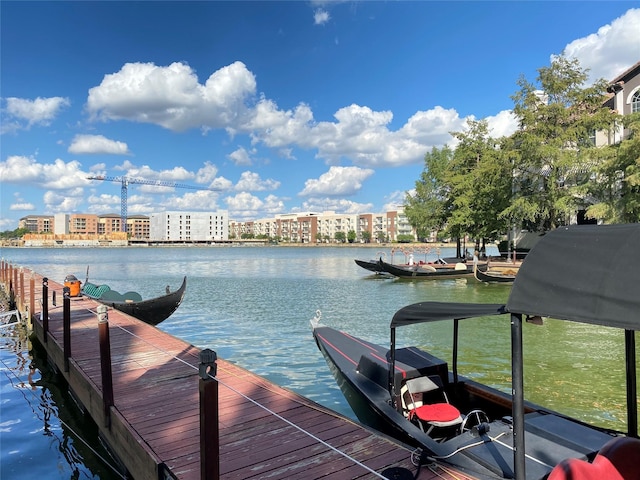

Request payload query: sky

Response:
[1,1,639,231]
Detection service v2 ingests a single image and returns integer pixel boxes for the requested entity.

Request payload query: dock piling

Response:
[97,305,114,429]
[199,348,219,480]
[63,286,71,372]
[42,277,48,343]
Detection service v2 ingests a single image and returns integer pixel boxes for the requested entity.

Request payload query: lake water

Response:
[0,245,633,479]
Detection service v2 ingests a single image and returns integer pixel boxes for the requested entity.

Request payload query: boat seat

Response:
[547,436,640,480]
[402,376,462,435]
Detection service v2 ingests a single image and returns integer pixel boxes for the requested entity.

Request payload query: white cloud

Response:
[9,202,35,211]
[296,198,374,215]
[2,96,70,131]
[43,189,85,213]
[87,61,256,132]
[235,171,280,192]
[561,8,640,83]
[68,134,131,155]
[314,9,330,25]
[299,166,374,197]
[484,110,519,139]
[0,155,88,189]
[228,146,254,166]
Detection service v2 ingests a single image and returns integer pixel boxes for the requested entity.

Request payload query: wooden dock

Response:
[2,263,476,480]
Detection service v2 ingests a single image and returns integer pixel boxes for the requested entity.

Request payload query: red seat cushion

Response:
[547,457,624,480]
[412,403,460,422]
[547,437,640,480]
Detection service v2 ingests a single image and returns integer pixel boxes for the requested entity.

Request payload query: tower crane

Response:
[87,175,217,233]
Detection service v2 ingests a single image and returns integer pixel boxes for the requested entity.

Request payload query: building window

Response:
[632,90,640,113]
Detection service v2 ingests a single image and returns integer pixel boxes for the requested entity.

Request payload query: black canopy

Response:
[390,302,506,328]
[507,223,640,331]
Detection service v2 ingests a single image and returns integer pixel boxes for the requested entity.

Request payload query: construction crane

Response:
[87,175,217,233]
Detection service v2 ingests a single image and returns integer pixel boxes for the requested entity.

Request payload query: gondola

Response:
[378,257,483,279]
[473,265,517,283]
[311,224,640,479]
[81,276,187,326]
[354,258,385,273]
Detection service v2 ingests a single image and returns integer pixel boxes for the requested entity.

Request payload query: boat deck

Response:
[3,263,478,480]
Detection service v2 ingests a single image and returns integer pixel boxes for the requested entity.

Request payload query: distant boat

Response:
[354,258,385,273]
[312,224,640,479]
[80,275,187,326]
[473,264,518,283]
[378,257,484,279]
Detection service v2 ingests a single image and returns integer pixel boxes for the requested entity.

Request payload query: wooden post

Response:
[42,278,49,343]
[199,348,219,480]
[29,273,35,326]
[19,268,24,311]
[63,286,71,372]
[97,305,114,428]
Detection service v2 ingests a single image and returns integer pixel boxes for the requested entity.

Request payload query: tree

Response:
[404,146,454,240]
[504,56,617,231]
[361,230,371,243]
[448,119,512,248]
[586,113,640,223]
[347,230,357,243]
[334,231,346,243]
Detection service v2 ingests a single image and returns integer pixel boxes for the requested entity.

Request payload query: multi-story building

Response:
[149,211,229,242]
[18,215,54,233]
[603,60,640,145]
[230,207,416,244]
[127,215,150,240]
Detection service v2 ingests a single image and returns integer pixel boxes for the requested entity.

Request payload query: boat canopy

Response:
[390,302,506,328]
[507,223,640,331]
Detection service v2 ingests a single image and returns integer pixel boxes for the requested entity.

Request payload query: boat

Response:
[378,257,484,279]
[81,275,187,326]
[311,224,640,479]
[473,264,518,283]
[354,258,385,273]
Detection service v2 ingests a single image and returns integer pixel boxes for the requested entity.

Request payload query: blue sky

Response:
[1,1,639,230]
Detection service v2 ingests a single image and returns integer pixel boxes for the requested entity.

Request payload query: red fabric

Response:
[547,437,640,480]
[547,457,623,480]
[411,403,460,422]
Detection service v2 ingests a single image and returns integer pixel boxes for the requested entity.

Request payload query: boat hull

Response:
[312,323,619,479]
[84,277,187,326]
[378,259,483,279]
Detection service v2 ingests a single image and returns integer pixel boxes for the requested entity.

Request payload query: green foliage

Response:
[0,228,30,239]
[396,234,414,243]
[347,230,357,243]
[361,230,371,243]
[405,55,634,242]
[334,231,346,243]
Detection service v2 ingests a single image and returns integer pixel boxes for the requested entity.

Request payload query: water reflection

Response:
[0,322,124,480]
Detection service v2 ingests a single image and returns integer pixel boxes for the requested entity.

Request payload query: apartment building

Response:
[18,215,54,233]
[149,211,229,242]
[229,207,417,244]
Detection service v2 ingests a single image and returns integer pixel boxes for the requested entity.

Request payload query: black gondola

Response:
[312,224,640,479]
[82,276,187,326]
[473,265,517,283]
[354,258,385,273]
[378,257,483,279]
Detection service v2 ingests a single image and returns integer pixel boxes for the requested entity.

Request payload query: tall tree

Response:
[448,120,512,247]
[404,146,454,241]
[504,56,616,231]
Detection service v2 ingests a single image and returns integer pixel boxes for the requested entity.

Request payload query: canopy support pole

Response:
[453,319,459,383]
[625,329,638,437]
[388,326,398,410]
[511,313,525,480]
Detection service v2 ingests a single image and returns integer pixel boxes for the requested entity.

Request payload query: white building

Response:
[149,211,229,242]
